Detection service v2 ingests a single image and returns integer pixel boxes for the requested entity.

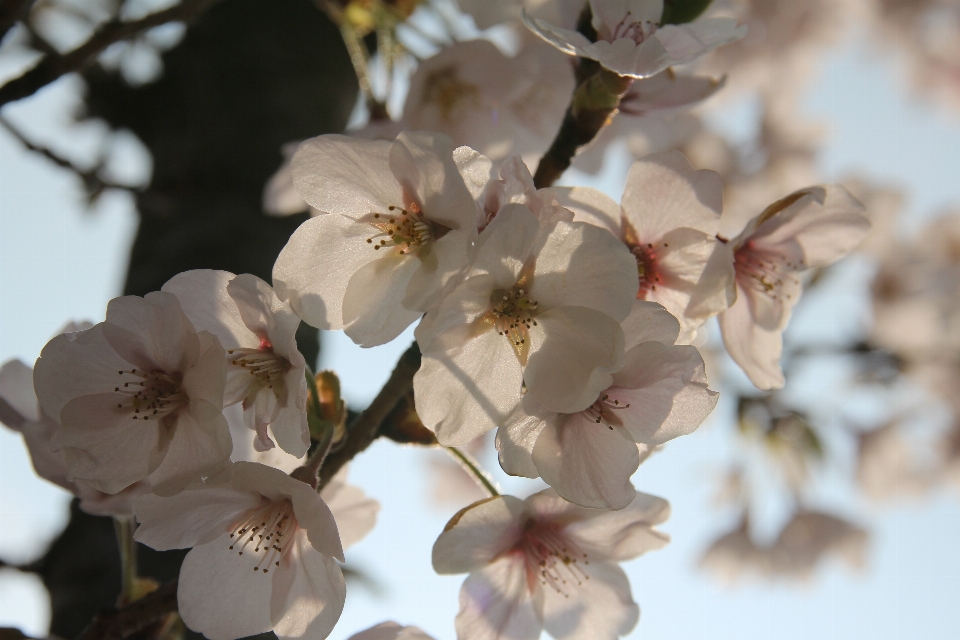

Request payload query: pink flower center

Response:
[610,15,658,45]
[582,391,631,429]
[631,242,662,297]
[366,204,435,256]
[227,347,290,397]
[518,520,589,597]
[228,499,296,574]
[735,242,800,300]
[113,368,185,421]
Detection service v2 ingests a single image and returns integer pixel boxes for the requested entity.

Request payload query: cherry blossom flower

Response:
[0,355,150,516]
[523,0,746,79]
[475,155,575,232]
[403,39,574,163]
[554,150,735,342]
[497,301,717,509]
[162,270,310,457]
[134,461,346,640]
[414,204,637,445]
[273,131,480,347]
[718,186,869,389]
[348,621,435,640]
[33,292,232,495]
[433,488,670,640]
[226,407,380,551]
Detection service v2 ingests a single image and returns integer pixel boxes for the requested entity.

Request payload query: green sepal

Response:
[661,0,713,25]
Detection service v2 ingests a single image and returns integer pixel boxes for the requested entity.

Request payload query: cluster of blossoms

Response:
[0,0,878,638]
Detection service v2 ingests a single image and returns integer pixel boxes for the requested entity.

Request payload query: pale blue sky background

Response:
[2,32,960,640]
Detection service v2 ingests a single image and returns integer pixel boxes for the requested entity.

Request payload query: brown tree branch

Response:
[0,114,136,199]
[0,0,34,43]
[0,0,223,107]
[318,342,421,489]
[73,581,177,640]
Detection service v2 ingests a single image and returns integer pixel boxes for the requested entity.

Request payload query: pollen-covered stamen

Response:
[735,243,801,302]
[630,242,662,296]
[582,392,631,430]
[488,286,539,359]
[113,368,185,421]
[610,14,658,44]
[227,499,296,574]
[365,205,435,256]
[226,347,291,395]
[518,520,589,598]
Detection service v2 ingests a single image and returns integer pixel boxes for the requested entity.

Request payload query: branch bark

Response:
[73,581,178,640]
[318,342,421,489]
[0,0,222,107]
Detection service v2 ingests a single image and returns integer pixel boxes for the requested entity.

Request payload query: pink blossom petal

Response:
[541,561,639,640]
[455,556,544,640]
[433,495,527,574]
[531,416,639,509]
[524,306,623,415]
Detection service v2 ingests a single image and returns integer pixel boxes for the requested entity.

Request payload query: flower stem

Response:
[446,446,500,498]
[318,342,421,490]
[113,516,138,604]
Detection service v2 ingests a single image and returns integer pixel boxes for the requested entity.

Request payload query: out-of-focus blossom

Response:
[162,270,310,457]
[699,517,764,582]
[856,423,933,501]
[273,132,480,347]
[719,185,869,389]
[701,510,868,582]
[555,150,734,342]
[320,465,380,551]
[33,292,232,495]
[871,210,960,361]
[135,462,345,640]
[497,301,717,509]
[523,0,746,79]
[454,0,586,30]
[433,489,670,640]
[403,39,574,164]
[414,203,636,445]
[769,510,868,579]
[347,621,435,640]
[573,71,723,175]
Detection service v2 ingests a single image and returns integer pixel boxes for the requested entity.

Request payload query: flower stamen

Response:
[365,205,435,256]
[518,521,589,598]
[113,369,185,421]
[583,393,631,430]
[227,499,295,573]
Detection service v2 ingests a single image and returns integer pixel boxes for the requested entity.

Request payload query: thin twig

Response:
[0,114,136,197]
[446,446,500,497]
[74,580,178,640]
[318,342,421,489]
[0,0,223,107]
